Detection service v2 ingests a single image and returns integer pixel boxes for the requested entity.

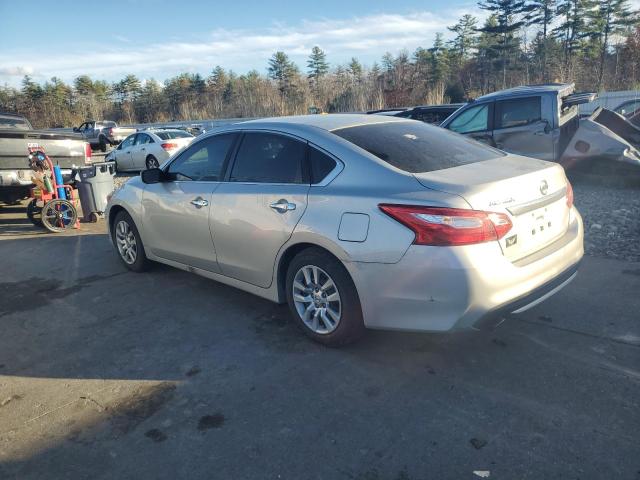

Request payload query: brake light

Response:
[566,180,574,208]
[84,142,92,163]
[161,142,178,151]
[107,127,113,135]
[379,205,512,246]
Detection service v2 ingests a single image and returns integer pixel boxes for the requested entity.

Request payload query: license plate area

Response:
[502,200,568,261]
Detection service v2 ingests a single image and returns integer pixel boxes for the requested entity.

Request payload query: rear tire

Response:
[112,210,149,272]
[285,248,365,346]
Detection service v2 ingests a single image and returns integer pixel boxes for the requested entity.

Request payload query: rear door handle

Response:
[190,197,209,208]
[269,199,296,213]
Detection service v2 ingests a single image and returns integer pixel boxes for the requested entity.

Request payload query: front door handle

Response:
[190,197,209,208]
[269,199,296,213]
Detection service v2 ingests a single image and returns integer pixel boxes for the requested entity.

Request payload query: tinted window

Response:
[412,109,453,124]
[495,97,541,129]
[168,133,236,181]
[157,131,193,140]
[119,135,136,149]
[230,133,306,184]
[332,121,502,173]
[103,121,117,127]
[448,104,489,133]
[309,146,337,183]
[134,133,153,145]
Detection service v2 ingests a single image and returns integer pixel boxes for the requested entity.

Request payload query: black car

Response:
[368,104,465,125]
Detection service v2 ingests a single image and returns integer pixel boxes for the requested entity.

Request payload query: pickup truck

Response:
[73,120,137,152]
[440,83,640,176]
[0,112,91,204]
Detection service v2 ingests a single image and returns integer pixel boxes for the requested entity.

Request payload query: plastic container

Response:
[76,161,116,222]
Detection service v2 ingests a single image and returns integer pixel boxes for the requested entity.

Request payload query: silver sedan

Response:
[106,114,584,346]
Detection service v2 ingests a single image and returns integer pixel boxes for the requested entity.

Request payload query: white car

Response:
[106,129,194,171]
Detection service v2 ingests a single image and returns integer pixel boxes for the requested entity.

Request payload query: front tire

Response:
[112,211,149,272]
[285,248,365,346]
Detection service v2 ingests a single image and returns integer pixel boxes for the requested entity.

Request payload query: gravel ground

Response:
[572,178,640,263]
[109,172,640,263]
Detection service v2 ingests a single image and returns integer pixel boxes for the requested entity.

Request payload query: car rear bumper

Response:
[348,207,584,332]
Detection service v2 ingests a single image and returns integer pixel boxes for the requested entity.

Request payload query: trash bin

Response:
[77,161,116,222]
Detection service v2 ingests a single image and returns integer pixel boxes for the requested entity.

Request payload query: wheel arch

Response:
[275,240,354,304]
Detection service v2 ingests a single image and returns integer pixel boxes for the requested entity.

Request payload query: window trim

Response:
[493,96,543,131]
[163,132,240,183]
[224,129,312,186]
[447,102,493,134]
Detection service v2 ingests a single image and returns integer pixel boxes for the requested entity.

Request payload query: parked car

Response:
[439,84,640,175]
[73,120,137,152]
[369,104,465,125]
[0,112,91,204]
[107,114,583,346]
[105,129,194,171]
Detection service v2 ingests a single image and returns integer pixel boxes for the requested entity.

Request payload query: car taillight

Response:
[161,142,178,151]
[85,142,92,163]
[107,127,113,135]
[566,180,574,208]
[379,204,513,246]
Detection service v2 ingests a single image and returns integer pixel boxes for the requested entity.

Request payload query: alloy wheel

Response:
[115,220,137,264]
[292,265,341,334]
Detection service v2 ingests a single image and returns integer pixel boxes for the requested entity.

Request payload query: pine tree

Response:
[348,57,363,83]
[478,0,531,88]
[268,51,298,95]
[588,0,639,90]
[526,0,556,81]
[447,14,479,60]
[307,46,329,81]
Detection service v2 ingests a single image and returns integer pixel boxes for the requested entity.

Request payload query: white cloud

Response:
[0,8,485,86]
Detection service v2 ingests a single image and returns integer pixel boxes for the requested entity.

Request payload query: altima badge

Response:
[540,180,549,196]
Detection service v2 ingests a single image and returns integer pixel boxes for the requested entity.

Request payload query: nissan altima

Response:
[106,114,584,346]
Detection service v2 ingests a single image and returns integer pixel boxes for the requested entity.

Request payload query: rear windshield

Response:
[156,131,193,140]
[332,121,503,173]
[0,115,31,130]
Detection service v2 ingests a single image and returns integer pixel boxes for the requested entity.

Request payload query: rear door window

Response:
[332,121,503,173]
[495,97,542,129]
[230,132,307,184]
[447,104,490,133]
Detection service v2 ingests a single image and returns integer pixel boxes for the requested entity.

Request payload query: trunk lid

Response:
[413,155,571,262]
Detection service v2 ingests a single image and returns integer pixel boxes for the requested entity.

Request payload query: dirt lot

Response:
[0,177,638,479]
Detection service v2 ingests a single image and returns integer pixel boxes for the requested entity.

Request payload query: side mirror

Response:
[73,127,80,132]
[141,168,165,184]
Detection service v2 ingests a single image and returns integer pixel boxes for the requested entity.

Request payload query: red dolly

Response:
[26,147,79,233]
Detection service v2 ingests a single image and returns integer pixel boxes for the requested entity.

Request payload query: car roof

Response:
[242,113,410,132]
[475,83,574,102]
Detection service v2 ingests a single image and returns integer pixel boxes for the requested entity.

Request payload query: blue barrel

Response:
[53,165,66,200]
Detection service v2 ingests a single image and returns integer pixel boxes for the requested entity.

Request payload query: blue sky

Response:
[0,0,483,87]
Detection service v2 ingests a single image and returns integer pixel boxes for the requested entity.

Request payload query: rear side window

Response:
[134,133,153,145]
[308,147,337,183]
[230,132,306,184]
[332,121,502,173]
[495,97,541,129]
[168,133,236,181]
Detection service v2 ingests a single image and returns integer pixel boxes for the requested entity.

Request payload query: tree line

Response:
[1,0,639,128]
